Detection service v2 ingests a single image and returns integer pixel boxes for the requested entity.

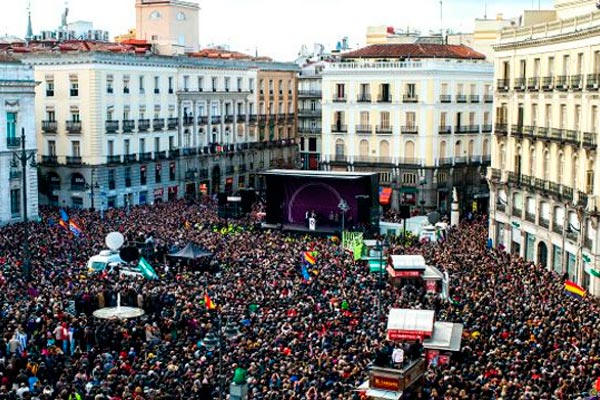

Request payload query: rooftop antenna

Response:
[484,3,488,19]
[440,0,444,44]
[25,0,33,42]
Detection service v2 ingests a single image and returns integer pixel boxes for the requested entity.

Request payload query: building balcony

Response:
[555,75,569,91]
[511,124,524,137]
[454,156,467,165]
[523,125,535,138]
[42,120,58,134]
[494,123,508,136]
[225,115,234,123]
[211,116,222,124]
[66,121,82,134]
[197,116,208,125]
[6,137,21,148]
[496,203,506,213]
[331,124,347,133]
[439,157,454,166]
[139,152,152,162]
[248,114,258,123]
[353,155,394,164]
[469,95,480,103]
[512,207,523,217]
[440,94,452,103]
[107,155,121,164]
[489,167,501,182]
[401,125,418,134]
[122,120,135,133]
[397,157,422,166]
[183,116,194,126]
[123,154,137,163]
[583,132,597,149]
[153,118,165,131]
[167,117,178,129]
[298,89,322,97]
[357,94,372,103]
[482,124,493,133]
[138,119,150,132]
[355,125,372,134]
[514,77,526,91]
[156,150,167,160]
[527,77,540,90]
[66,156,82,166]
[553,224,564,235]
[378,94,392,103]
[237,114,247,123]
[539,218,550,229]
[377,125,393,134]
[586,73,600,90]
[535,127,549,140]
[402,95,418,103]
[537,77,552,92]
[439,126,452,135]
[168,149,180,159]
[455,125,469,134]
[484,94,493,103]
[525,212,536,223]
[41,155,58,165]
[106,120,119,133]
[455,94,467,103]
[570,74,583,90]
[497,79,509,91]
[332,95,347,102]
[298,126,321,134]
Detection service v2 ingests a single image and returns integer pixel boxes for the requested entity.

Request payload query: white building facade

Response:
[321,44,493,213]
[0,58,38,224]
[489,1,600,295]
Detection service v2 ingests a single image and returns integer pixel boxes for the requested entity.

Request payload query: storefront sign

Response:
[387,266,422,278]
[387,329,431,341]
[370,375,400,391]
[425,280,437,293]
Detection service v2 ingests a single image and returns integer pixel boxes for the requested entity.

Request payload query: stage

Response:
[260,223,340,235]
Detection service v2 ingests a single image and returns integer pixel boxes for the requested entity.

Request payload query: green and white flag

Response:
[342,231,363,252]
[137,257,159,280]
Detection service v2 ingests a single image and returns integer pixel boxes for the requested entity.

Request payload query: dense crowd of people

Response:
[0,198,597,399]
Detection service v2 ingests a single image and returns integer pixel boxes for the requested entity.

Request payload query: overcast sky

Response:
[1,0,553,61]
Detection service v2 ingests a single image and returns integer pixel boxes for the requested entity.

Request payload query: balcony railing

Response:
[378,94,392,103]
[495,123,508,136]
[439,157,454,166]
[583,132,597,149]
[440,94,452,103]
[211,116,222,124]
[183,116,194,126]
[153,118,165,131]
[555,75,569,90]
[355,125,372,134]
[553,224,564,235]
[6,137,21,148]
[455,125,469,134]
[542,76,554,90]
[225,115,234,123]
[66,156,82,166]
[489,168,501,181]
[484,95,493,103]
[512,207,523,217]
[527,77,540,90]
[298,90,322,97]
[42,120,58,133]
[511,124,524,137]
[514,77,526,91]
[66,121,82,134]
[525,212,536,223]
[376,125,393,134]
[124,154,137,163]
[331,124,347,133]
[122,120,135,133]
[357,94,372,102]
[402,95,418,103]
[167,118,178,129]
[469,95,480,103]
[482,124,493,133]
[198,116,208,125]
[456,94,467,103]
[139,152,152,162]
[401,125,418,134]
[138,119,150,132]
[237,114,247,123]
[333,95,347,102]
[439,126,451,135]
[586,73,600,90]
[156,150,167,160]
[497,79,509,91]
[248,114,258,123]
[539,218,550,229]
[106,120,119,133]
[168,149,180,159]
[41,155,58,165]
[570,74,583,90]
[107,155,121,164]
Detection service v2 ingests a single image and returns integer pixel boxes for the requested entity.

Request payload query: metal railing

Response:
[66,121,82,134]
[42,120,58,133]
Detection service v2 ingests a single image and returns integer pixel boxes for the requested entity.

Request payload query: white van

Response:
[418,223,448,243]
[87,250,126,273]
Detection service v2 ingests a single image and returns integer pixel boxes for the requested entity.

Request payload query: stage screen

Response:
[263,170,379,227]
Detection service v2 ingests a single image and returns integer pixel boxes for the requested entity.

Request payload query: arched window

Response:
[482,138,489,156]
[335,139,345,157]
[557,152,564,184]
[529,147,536,176]
[454,140,462,157]
[359,139,369,157]
[543,150,550,181]
[468,139,474,158]
[586,160,595,194]
[572,155,579,188]
[439,141,447,158]
[404,140,415,160]
[379,140,390,158]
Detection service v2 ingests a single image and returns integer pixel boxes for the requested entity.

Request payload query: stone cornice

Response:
[494,24,600,51]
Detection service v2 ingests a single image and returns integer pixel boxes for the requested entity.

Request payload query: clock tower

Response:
[135,0,200,55]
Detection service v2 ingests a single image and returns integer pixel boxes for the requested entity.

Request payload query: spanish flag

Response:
[564,280,586,299]
[304,251,316,265]
[204,293,216,310]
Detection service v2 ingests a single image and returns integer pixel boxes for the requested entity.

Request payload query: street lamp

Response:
[375,239,387,315]
[338,198,349,231]
[10,128,36,281]
[419,176,427,215]
[202,314,242,400]
[84,167,100,211]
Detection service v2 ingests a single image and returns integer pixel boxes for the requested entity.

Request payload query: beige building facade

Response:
[489,0,600,295]
[135,0,200,55]
[321,44,493,214]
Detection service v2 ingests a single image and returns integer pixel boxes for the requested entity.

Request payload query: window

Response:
[108,169,116,190]
[335,83,345,99]
[72,141,80,157]
[123,76,130,94]
[587,162,594,194]
[405,112,416,128]
[237,77,242,91]
[140,166,147,185]
[71,111,80,122]
[139,76,145,94]
[46,79,54,97]
[402,173,417,185]
[70,80,79,96]
[168,76,174,94]
[106,75,114,94]
[6,112,16,140]
[406,83,416,98]
[154,137,160,153]
[225,77,230,92]
[198,76,203,91]
[48,140,56,156]
[308,137,317,152]
[124,139,130,155]
[139,138,146,154]
[249,78,254,92]
[380,111,390,128]
[169,162,176,181]
[106,108,113,121]
[155,164,162,183]
[269,79,274,93]
[154,76,160,94]
[107,140,114,156]
[10,189,20,217]
[212,77,217,92]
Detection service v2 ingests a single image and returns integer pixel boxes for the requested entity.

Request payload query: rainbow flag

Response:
[564,280,586,299]
[204,293,216,310]
[303,251,316,265]
[68,220,83,237]
[58,219,69,231]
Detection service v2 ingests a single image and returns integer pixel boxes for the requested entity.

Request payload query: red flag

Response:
[204,293,216,310]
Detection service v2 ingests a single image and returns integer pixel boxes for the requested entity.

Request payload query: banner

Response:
[137,257,159,280]
[342,231,363,252]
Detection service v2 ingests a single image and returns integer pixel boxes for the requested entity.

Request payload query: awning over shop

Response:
[379,187,392,205]
[387,255,427,278]
[423,322,463,352]
[423,265,444,281]
[387,308,435,341]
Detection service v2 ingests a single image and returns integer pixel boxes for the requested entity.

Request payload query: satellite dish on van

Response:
[105,232,124,251]
[427,212,441,225]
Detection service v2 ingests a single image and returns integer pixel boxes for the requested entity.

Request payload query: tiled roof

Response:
[341,44,486,60]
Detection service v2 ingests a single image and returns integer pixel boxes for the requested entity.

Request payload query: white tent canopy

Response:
[388,255,427,271]
[387,308,435,341]
[423,322,463,352]
[423,265,444,281]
